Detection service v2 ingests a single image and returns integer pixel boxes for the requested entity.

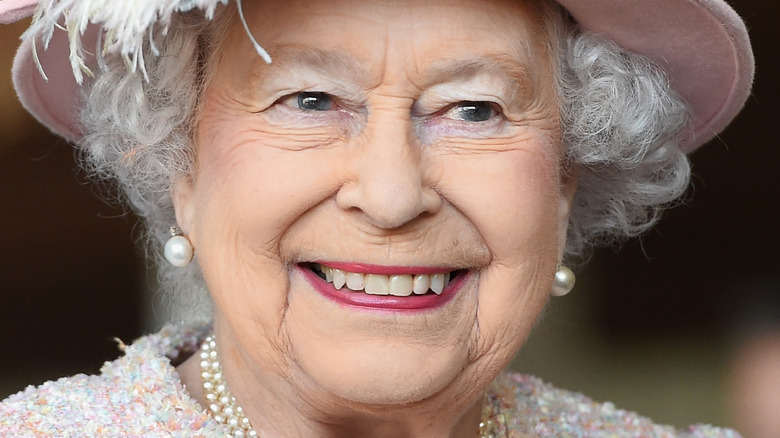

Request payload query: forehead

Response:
[218,0,557,84]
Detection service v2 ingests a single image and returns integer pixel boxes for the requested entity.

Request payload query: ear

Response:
[557,165,579,262]
[171,177,197,244]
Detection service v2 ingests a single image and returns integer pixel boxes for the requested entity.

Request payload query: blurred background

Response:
[1,1,778,435]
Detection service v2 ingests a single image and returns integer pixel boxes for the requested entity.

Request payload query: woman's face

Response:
[176,0,574,412]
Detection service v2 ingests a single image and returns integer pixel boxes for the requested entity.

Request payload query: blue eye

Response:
[296,92,334,111]
[447,101,496,122]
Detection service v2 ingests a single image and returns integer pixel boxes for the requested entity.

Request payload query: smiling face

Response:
[174,0,574,428]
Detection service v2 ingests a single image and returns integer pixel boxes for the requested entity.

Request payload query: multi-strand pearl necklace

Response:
[200,336,258,437]
[200,335,501,438]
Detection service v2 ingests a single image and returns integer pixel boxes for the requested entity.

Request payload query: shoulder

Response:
[0,324,223,437]
[487,372,741,438]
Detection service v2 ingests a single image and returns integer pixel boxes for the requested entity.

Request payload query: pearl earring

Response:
[551,265,575,297]
[164,226,194,267]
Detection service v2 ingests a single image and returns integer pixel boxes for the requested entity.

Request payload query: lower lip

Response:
[298,265,469,312]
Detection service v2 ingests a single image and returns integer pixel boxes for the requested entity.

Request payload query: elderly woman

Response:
[0,0,753,436]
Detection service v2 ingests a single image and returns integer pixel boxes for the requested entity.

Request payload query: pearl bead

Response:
[200,335,258,436]
[164,235,193,267]
[551,266,576,297]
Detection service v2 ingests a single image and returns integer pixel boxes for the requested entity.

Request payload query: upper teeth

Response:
[316,264,451,296]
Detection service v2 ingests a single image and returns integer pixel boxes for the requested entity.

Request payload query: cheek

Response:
[434,143,561,361]
[188,117,353,329]
[193,117,348,256]
[435,147,561,260]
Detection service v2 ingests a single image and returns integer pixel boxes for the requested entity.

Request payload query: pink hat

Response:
[1,0,754,152]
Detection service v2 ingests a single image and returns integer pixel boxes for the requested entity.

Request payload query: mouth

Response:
[299,262,469,311]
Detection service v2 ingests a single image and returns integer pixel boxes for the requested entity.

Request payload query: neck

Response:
[176,332,487,437]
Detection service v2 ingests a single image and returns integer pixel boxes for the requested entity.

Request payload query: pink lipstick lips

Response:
[299,262,469,311]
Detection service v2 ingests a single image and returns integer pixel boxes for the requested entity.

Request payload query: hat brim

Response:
[558,0,754,151]
[3,0,754,151]
[0,0,36,24]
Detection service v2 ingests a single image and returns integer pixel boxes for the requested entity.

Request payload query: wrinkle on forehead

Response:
[232,0,557,66]
[247,45,373,88]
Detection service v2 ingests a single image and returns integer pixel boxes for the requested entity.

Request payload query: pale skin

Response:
[175,0,578,436]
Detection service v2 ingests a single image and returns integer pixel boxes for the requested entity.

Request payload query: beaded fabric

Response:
[0,324,742,437]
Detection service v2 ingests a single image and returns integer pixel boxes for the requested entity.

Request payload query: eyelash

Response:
[270,92,507,142]
[279,91,503,122]
[438,101,503,123]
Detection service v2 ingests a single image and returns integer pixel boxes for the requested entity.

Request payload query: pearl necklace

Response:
[200,335,500,437]
[200,336,258,437]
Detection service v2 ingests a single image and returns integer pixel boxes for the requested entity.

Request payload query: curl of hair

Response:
[557,26,691,260]
[79,9,235,321]
[78,4,690,322]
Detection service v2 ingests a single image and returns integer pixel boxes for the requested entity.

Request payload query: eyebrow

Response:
[422,56,538,103]
[255,47,538,103]
[253,45,372,86]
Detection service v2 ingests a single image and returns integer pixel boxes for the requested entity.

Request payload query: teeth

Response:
[365,274,389,295]
[332,268,346,290]
[389,275,413,296]
[315,265,453,296]
[412,274,430,295]
[346,272,364,291]
[430,274,445,295]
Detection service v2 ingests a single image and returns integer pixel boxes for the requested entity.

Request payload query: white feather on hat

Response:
[21,0,270,83]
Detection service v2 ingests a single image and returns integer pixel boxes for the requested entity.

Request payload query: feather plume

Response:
[22,0,236,83]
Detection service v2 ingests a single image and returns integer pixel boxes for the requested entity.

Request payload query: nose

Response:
[335,113,442,230]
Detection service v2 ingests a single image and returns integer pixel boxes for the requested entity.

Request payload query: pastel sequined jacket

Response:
[0,325,741,437]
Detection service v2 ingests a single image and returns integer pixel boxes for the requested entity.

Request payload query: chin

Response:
[298,341,471,406]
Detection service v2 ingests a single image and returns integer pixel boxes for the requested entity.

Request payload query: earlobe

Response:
[171,177,197,243]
